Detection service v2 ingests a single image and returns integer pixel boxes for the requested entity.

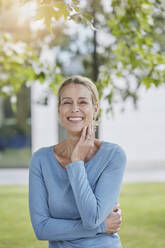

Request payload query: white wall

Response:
[31,82,58,152]
[31,80,165,164]
[100,85,165,163]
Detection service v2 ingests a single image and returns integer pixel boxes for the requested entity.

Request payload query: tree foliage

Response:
[1,0,165,113]
[0,33,36,96]
[25,0,165,111]
[0,32,63,97]
[100,0,165,111]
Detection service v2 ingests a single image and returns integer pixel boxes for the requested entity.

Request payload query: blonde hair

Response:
[57,75,99,106]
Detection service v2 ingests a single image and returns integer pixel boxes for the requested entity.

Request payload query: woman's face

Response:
[58,83,98,133]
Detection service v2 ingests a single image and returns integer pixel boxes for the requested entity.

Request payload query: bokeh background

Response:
[0,0,165,247]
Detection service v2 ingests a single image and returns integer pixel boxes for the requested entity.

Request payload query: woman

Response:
[29,75,126,248]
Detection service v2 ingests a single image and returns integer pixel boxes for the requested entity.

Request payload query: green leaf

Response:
[144,37,153,47]
[54,2,69,20]
[116,72,122,77]
[142,76,153,88]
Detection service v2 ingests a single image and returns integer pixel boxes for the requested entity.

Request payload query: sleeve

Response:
[66,145,126,230]
[28,152,105,241]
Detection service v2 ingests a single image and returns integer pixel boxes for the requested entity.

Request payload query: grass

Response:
[0,186,47,248]
[120,183,165,248]
[0,183,165,248]
[0,148,31,168]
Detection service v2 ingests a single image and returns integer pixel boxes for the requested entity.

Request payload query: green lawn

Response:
[120,183,165,247]
[0,183,165,248]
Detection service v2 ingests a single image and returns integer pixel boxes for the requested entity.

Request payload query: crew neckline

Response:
[50,140,105,170]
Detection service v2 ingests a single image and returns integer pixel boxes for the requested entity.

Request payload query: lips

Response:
[67,116,84,121]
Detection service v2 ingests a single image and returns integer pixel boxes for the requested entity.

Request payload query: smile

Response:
[67,117,84,121]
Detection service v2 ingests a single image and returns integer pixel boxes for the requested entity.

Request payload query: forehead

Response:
[60,83,92,99]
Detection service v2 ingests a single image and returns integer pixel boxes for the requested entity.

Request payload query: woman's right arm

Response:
[29,153,106,241]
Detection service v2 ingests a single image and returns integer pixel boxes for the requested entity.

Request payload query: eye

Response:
[63,102,71,104]
[80,101,87,104]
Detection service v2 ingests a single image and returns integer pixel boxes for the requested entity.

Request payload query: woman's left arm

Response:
[66,146,126,230]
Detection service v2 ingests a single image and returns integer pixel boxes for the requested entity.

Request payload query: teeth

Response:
[68,117,83,121]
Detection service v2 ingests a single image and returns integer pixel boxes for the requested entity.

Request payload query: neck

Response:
[64,130,95,159]
[64,131,81,157]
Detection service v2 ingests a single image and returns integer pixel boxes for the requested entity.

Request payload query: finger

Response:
[113,208,121,216]
[117,209,122,216]
[91,124,95,138]
[86,125,92,141]
[116,219,122,225]
[85,125,90,138]
[90,123,95,140]
[88,124,92,137]
[113,203,120,211]
[111,212,120,221]
[109,211,116,218]
[115,227,120,232]
[114,213,121,220]
[90,124,92,136]
[118,216,122,223]
[80,126,87,140]
[112,225,121,232]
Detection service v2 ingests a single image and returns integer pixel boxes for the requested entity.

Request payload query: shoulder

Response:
[102,140,127,165]
[30,146,52,166]
[29,146,54,174]
[102,140,125,153]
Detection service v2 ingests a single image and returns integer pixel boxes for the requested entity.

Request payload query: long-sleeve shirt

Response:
[29,140,126,248]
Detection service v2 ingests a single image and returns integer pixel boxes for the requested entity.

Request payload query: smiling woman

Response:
[29,75,127,248]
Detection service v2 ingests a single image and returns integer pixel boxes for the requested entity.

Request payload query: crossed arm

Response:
[29,154,105,241]
[29,146,126,241]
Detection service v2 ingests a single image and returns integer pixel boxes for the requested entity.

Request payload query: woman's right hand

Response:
[105,206,122,234]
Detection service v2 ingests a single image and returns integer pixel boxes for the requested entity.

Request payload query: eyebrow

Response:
[61,97,88,100]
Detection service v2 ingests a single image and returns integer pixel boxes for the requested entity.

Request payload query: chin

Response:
[66,126,83,134]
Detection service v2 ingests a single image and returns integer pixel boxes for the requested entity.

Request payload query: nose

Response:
[71,103,79,112]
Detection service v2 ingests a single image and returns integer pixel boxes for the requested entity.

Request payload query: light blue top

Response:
[29,141,126,248]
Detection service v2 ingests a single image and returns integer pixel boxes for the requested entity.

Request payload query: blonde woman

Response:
[29,75,126,248]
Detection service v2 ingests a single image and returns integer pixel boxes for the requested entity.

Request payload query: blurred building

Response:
[100,85,165,165]
[31,83,165,166]
[1,81,164,168]
[31,82,58,152]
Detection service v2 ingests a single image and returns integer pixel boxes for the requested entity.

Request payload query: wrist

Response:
[71,158,82,162]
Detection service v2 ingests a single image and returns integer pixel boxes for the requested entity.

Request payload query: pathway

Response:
[0,162,165,185]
